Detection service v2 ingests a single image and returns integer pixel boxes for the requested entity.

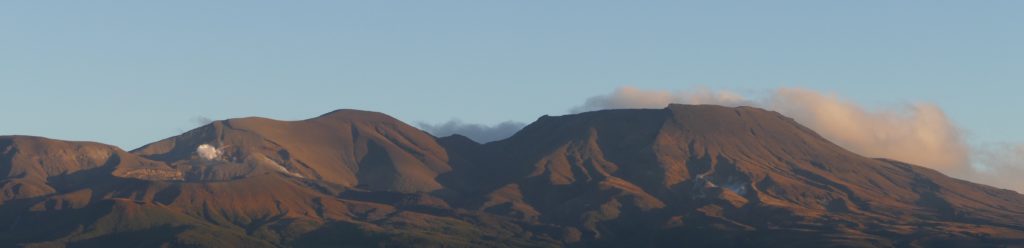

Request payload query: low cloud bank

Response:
[570,87,753,113]
[572,87,1020,192]
[418,120,526,143]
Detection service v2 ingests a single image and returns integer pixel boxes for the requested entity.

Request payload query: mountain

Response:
[132,109,453,192]
[462,105,1024,246]
[1,105,1022,247]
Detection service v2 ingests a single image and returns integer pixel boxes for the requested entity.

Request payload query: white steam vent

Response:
[196,144,221,160]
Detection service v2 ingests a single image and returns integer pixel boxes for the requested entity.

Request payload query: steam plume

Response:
[197,144,221,160]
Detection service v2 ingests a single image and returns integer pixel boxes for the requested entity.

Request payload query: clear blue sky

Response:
[1,1,1021,149]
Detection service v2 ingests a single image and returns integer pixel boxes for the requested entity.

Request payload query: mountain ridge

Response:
[1,105,1022,247]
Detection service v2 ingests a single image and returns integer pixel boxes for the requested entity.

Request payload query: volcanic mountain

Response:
[1,105,1022,247]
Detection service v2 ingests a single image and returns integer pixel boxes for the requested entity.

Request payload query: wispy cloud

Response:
[191,116,213,126]
[971,144,1024,192]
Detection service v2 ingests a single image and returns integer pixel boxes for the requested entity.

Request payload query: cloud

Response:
[418,120,526,143]
[765,88,970,172]
[572,86,1021,192]
[971,144,1024,192]
[196,144,221,160]
[570,87,754,113]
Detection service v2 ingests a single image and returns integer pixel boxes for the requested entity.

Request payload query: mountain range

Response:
[1,104,1022,247]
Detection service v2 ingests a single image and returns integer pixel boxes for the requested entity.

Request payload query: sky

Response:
[1,1,1021,174]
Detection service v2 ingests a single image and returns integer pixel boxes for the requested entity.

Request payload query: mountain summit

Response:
[1,105,1022,247]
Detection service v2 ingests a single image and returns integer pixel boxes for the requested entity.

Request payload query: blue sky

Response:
[1,1,1022,150]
